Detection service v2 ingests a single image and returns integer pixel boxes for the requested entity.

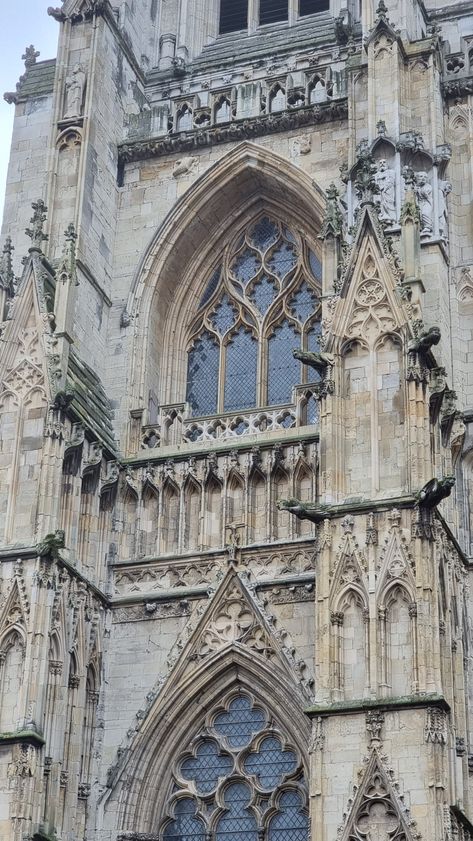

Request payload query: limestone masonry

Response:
[1,0,473,839]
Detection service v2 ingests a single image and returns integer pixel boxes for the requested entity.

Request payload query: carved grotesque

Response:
[36,529,66,559]
[408,326,441,355]
[415,476,455,509]
[277,498,332,523]
[293,349,334,376]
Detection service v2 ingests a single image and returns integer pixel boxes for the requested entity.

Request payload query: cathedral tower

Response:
[1,0,473,840]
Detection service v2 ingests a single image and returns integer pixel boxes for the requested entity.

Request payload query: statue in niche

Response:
[64,65,86,119]
[414,171,433,235]
[438,179,452,241]
[374,159,396,223]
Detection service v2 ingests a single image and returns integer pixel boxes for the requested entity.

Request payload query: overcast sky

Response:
[0,1,59,224]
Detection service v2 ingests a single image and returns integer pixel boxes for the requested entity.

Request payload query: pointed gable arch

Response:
[124,142,326,432]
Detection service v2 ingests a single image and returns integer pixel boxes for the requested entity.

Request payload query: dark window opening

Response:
[260,0,288,25]
[219,0,248,33]
[300,0,330,15]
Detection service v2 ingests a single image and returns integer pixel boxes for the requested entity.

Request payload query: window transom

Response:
[186,215,322,419]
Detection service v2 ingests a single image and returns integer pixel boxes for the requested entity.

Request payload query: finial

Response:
[320,183,344,239]
[22,45,40,69]
[376,0,389,21]
[25,199,49,252]
[2,237,15,287]
[58,223,78,284]
[354,154,379,206]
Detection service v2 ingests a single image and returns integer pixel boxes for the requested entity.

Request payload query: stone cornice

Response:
[306,694,451,718]
[0,729,46,747]
[118,100,348,165]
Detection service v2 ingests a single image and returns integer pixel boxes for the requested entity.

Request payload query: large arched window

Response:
[186,216,322,418]
[160,690,309,841]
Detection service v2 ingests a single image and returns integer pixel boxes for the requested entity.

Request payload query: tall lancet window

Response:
[160,690,309,841]
[186,216,322,418]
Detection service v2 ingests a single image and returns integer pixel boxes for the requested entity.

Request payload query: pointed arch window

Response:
[160,690,309,841]
[186,216,322,418]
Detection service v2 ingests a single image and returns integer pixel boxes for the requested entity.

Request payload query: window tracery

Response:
[160,691,309,841]
[186,216,322,419]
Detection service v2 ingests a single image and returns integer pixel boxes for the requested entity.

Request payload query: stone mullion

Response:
[378,606,388,697]
[409,602,419,693]
[407,378,431,493]
[314,524,332,702]
[20,567,57,736]
[4,401,24,544]
[62,675,84,835]
[366,534,378,696]
[42,661,62,835]
[36,415,67,539]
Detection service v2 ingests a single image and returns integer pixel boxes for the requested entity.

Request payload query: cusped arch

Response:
[125,142,326,429]
[115,645,311,834]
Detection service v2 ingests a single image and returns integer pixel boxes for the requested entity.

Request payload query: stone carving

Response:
[309,716,325,751]
[277,498,332,523]
[414,172,433,235]
[293,349,334,376]
[35,530,65,560]
[415,476,455,509]
[25,199,48,251]
[374,159,396,223]
[438,180,452,241]
[112,601,191,624]
[424,707,447,744]
[269,583,314,604]
[366,710,385,745]
[320,183,345,239]
[64,65,86,119]
[408,326,441,356]
[172,156,198,177]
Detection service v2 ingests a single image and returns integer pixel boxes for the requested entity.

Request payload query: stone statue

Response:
[374,159,396,223]
[438,179,452,241]
[415,171,433,235]
[408,326,441,355]
[293,349,334,376]
[277,498,332,523]
[64,65,86,119]
[415,476,455,509]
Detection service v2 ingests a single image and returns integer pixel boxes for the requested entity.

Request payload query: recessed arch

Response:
[124,142,326,443]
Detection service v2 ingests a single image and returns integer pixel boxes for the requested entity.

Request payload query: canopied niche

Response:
[124,143,325,454]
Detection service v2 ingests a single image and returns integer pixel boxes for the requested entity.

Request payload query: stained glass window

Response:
[186,215,322,417]
[160,690,308,841]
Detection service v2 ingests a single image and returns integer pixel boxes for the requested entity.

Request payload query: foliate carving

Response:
[347,259,397,342]
[366,513,378,546]
[25,199,48,251]
[8,745,37,778]
[366,710,384,745]
[309,716,325,752]
[112,601,191,624]
[424,707,447,744]
[269,583,314,604]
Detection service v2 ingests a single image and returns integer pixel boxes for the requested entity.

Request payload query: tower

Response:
[1,0,473,840]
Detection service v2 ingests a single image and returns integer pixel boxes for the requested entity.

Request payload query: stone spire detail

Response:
[25,199,49,252]
[22,45,40,69]
[1,237,15,290]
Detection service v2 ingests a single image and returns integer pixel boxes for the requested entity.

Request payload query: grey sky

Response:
[0,1,58,223]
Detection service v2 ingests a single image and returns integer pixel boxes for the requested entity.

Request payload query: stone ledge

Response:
[306,694,450,717]
[0,729,46,748]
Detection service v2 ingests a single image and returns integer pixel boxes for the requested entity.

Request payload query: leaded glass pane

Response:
[214,696,266,748]
[232,249,261,285]
[249,275,278,314]
[289,282,318,323]
[268,321,301,405]
[268,242,297,278]
[224,330,258,412]
[200,267,221,307]
[186,332,219,417]
[309,248,322,279]
[268,791,309,841]
[244,736,297,789]
[306,395,319,425]
[250,217,278,251]
[215,782,258,841]
[180,739,233,793]
[211,295,237,335]
[163,798,206,841]
[308,322,322,353]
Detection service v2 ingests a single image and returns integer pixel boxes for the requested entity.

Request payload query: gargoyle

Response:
[278,498,332,523]
[52,389,75,411]
[293,350,335,376]
[415,476,455,509]
[35,529,66,560]
[408,326,441,355]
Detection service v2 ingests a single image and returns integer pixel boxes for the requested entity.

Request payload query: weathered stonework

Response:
[1,0,473,839]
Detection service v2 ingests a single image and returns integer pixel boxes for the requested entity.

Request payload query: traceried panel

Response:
[160,690,308,841]
[186,215,322,418]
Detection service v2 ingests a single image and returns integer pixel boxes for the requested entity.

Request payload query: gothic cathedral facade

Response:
[0,0,473,840]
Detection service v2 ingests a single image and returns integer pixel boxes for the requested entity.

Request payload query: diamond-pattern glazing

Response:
[200,267,221,307]
[211,296,237,335]
[244,736,297,789]
[250,217,278,251]
[249,275,278,314]
[268,321,300,405]
[163,798,206,841]
[180,740,233,794]
[289,282,318,323]
[268,791,309,841]
[186,332,219,417]
[214,696,266,748]
[232,249,261,285]
[268,243,297,278]
[224,329,258,412]
[215,782,258,841]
